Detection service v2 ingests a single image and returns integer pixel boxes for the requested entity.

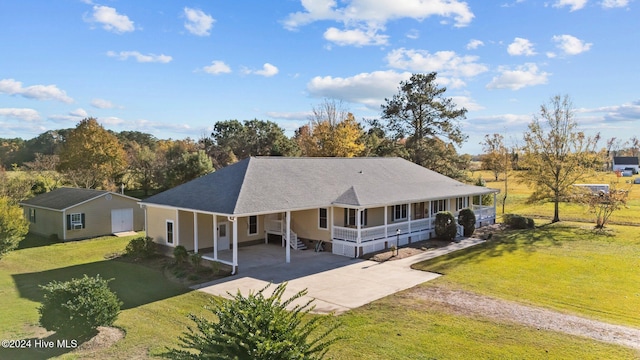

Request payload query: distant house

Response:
[613,157,640,174]
[20,188,144,241]
[140,157,499,274]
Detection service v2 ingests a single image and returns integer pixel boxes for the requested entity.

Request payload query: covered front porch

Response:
[331,201,497,258]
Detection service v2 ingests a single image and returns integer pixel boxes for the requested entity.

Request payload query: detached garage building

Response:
[20,187,144,241]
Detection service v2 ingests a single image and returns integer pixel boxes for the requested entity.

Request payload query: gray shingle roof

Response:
[142,157,498,215]
[613,157,639,166]
[20,187,109,211]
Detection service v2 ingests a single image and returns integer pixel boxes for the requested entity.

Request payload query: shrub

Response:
[164,282,341,360]
[0,196,29,258]
[435,211,457,241]
[173,245,189,264]
[190,252,202,271]
[457,208,476,237]
[125,236,156,259]
[39,274,122,336]
[503,214,535,229]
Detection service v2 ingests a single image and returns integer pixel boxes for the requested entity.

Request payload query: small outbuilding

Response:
[19,187,144,241]
[613,156,640,174]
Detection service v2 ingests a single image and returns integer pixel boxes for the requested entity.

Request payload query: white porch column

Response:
[384,206,388,240]
[356,208,362,244]
[62,209,67,241]
[213,215,218,260]
[230,216,238,274]
[407,203,411,235]
[193,211,199,253]
[330,207,334,241]
[428,201,432,229]
[285,211,291,263]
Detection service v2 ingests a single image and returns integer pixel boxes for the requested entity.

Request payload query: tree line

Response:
[0,73,472,199]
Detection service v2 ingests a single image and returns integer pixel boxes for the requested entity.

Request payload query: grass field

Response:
[473,169,640,226]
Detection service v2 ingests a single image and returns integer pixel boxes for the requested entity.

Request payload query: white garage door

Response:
[111,208,134,233]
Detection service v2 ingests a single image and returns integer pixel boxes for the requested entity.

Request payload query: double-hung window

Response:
[29,208,36,223]
[318,208,328,229]
[248,216,258,235]
[344,208,367,227]
[456,197,468,211]
[166,221,174,244]
[431,200,447,215]
[67,213,85,230]
[392,204,407,221]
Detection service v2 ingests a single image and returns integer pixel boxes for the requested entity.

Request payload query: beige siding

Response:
[178,211,194,250]
[291,209,330,242]
[236,215,264,244]
[366,207,384,227]
[147,206,177,246]
[24,207,64,240]
[64,195,143,240]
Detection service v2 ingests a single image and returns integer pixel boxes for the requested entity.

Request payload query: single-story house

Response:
[20,187,144,241]
[613,156,640,174]
[140,157,499,274]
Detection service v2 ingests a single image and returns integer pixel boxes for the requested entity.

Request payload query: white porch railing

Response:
[333,220,425,244]
[472,205,496,221]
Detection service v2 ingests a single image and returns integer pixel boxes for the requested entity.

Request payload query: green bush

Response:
[435,211,457,241]
[38,274,122,335]
[190,252,202,271]
[173,245,189,264]
[0,196,29,258]
[164,282,341,360]
[503,214,535,229]
[125,236,156,259]
[457,208,476,237]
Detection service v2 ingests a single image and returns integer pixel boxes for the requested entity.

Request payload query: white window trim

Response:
[318,208,328,230]
[166,220,175,245]
[29,208,36,223]
[456,197,468,211]
[431,199,447,215]
[247,215,258,236]
[392,204,407,222]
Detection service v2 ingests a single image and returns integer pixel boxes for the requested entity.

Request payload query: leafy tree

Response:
[519,95,601,223]
[0,196,29,258]
[381,73,468,179]
[165,150,214,188]
[481,133,509,181]
[361,120,409,158]
[295,99,365,157]
[58,118,127,190]
[209,119,297,168]
[165,282,340,360]
[0,168,36,201]
[39,274,122,335]
[577,185,630,230]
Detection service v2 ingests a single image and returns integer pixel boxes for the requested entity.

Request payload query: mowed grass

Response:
[1,230,639,358]
[0,233,212,359]
[475,170,640,225]
[413,222,640,328]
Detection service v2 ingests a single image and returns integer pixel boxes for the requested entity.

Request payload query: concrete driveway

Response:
[193,238,484,314]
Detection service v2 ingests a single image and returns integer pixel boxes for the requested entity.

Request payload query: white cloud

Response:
[507,37,536,56]
[406,29,420,40]
[307,70,412,109]
[451,96,484,111]
[385,48,489,79]
[184,7,215,36]
[552,0,588,11]
[552,34,592,55]
[323,27,389,46]
[89,5,135,33]
[486,63,550,90]
[284,0,475,29]
[0,108,41,121]
[466,39,484,50]
[91,98,116,109]
[70,108,88,118]
[250,63,279,77]
[49,108,91,122]
[107,51,172,63]
[203,61,232,75]
[0,78,74,103]
[601,0,629,8]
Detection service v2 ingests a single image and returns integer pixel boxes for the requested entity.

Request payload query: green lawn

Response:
[1,227,638,359]
[412,222,640,328]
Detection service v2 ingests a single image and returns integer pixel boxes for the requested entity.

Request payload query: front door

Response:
[218,222,230,250]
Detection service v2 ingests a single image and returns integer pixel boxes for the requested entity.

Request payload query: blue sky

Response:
[1,0,638,154]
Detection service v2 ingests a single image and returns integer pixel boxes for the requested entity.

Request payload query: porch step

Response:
[293,238,307,250]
